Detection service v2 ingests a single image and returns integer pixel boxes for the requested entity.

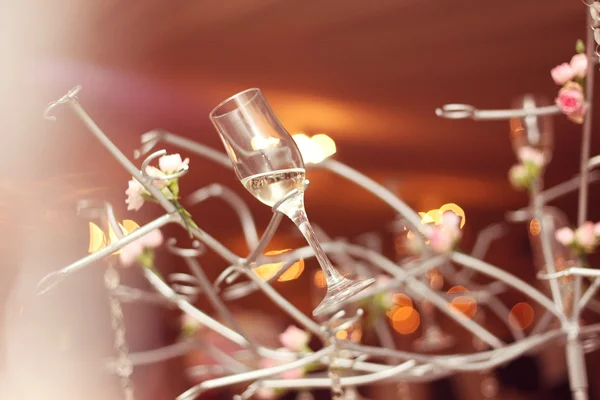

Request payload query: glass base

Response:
[312,277,375,316]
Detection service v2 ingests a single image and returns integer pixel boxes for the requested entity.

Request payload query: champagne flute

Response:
[209,88,374,316]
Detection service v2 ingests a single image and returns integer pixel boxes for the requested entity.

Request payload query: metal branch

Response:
[187,184,260,250]
[435,103,560,121]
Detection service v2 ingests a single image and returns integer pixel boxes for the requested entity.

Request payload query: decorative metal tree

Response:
[28,2,600,399]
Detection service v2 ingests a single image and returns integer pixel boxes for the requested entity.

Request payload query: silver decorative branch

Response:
[38,19,600,395]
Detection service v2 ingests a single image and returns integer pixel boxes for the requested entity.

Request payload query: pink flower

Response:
[119,229,164,267]
[441,211,461,232]
[427,212,462,254]
[145,166,169,188]
[570,54,588,78]
[517,147,545,167]
[125,179,146,211]
[125,167,177,211]
[551,63,575,85]
[429,227,454,254]
[279,326,310,352]
[159,153,189,174]
[556,82,586,124]
[555,227,575,246]
[575,222,596,250]
[594,222,600,237]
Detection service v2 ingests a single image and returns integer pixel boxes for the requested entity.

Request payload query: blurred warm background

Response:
[2,1,600,399]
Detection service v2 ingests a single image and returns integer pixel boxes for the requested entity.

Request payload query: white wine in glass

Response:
[210,88,374,316]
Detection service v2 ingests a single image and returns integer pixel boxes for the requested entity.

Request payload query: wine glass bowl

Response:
[210,88,374,316]
[210,88,304,185]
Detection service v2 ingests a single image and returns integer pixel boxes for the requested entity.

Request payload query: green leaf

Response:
[576,39,585,54]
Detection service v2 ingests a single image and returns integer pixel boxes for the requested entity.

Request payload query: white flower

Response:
[125,179,146,211]
[517,147,545,167]
[594,222,600,237]
[145,166,169,188]
[441,211,461,232]
[279,325,310,352]
[119,229,164,267]
[159,153,189,174]
[575,222,596,250]
[555,227,575,247]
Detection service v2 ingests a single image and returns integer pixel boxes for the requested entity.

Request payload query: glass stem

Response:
[278,194,345,287]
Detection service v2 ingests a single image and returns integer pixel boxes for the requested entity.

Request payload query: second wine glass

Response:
[209,88,374,316]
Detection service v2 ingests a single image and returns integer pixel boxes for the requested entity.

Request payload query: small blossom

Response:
[125,179,146,211]
[279,326,310,352]
[551,63,575,85]
[145,166,169,188]
[441,211,460,232]
[125,168,176,211]
[517,147,545,167]
[428,212,461,254]
[575,222,596,251]
[159,153,190,174]
[555,227,575,247]
[119,229,164,267]
[594,222,600,237]
[429,227,455,254]
[556,82,586,124]
[570,54,588,78]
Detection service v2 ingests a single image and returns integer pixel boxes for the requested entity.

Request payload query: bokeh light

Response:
[88,220,140,254]
[252,249,305,282]
[448,286,477,319]
[292,133,336,164]
[251,136,280,150]
[529,219,541,236]
[417,204,466,229]
[391,306,421,335]
[392,293,413,308]
[311,134,337,158]
[509,302,535,330]
[387,293,420,334]
[334,324,362,342]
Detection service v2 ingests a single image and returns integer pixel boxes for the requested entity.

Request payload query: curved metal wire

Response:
[44,85,82,120]
[141,149,189,181]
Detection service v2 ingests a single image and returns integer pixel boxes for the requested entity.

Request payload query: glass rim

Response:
[209,88,262,120]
